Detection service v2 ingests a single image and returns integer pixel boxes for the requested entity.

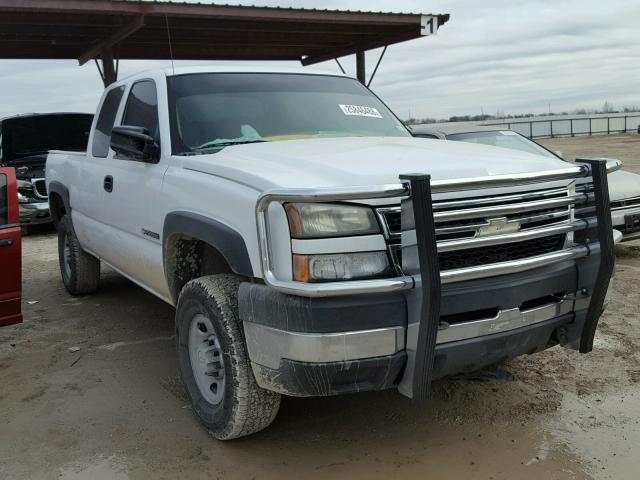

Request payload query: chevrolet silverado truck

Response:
[0,113,93,231]
[47,67,621,440]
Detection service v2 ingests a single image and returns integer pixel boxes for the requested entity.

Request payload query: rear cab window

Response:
[121,80,160,144]
[92,86,125,158]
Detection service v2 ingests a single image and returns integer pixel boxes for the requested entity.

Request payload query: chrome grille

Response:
[378,187,572,242]
[32,178,48,199]
[378,187,578,273]
[611,196,640,211]
[390,234,566,271]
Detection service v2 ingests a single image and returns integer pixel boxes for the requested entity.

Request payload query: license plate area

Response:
[625,213,640,233]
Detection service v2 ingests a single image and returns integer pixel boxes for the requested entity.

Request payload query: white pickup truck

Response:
[47,66,620,440]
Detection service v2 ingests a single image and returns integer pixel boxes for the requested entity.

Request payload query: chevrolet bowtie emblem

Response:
[477,217,521,237]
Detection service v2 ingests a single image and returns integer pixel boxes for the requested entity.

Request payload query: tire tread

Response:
[177,274,280,440]
[58,215,100,295]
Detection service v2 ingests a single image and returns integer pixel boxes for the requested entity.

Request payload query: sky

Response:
[1,0,639,120]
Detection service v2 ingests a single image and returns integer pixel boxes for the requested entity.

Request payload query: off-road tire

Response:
[57,215,100,295]
[176,274,281,440]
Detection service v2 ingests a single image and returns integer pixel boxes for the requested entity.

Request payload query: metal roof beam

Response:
[301,30,416,66]
[78,15,144,65]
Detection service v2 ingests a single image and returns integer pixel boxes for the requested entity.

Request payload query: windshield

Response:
[2,114,93,162]
[447,131,559,159]
[167,73,410,155]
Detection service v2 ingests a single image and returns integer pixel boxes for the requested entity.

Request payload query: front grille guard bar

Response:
[255,159,621,299]
[256,184,415,298]
[399,158,616,400]
[255,159,620,400]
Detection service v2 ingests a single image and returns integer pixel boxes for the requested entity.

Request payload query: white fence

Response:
[482,114,640,139]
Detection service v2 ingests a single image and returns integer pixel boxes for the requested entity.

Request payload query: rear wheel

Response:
[57,215,100,295]
[176,274,281,440]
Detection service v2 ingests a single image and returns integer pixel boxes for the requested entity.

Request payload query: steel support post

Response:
[356,50,366,85]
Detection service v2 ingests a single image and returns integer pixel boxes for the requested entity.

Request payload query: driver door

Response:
[96,79,170,299]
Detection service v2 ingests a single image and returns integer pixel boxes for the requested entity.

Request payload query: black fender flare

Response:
[47,181,71,227]
[162,211,254,280]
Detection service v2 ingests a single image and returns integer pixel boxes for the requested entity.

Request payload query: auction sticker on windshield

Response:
[339,104,383,119]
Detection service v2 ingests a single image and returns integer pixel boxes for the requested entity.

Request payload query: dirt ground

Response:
[1,134,640,480]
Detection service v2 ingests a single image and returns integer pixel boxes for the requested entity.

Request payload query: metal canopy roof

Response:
[0,0,449,85]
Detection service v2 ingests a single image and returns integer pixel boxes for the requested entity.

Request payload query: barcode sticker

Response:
[339,104,383,119]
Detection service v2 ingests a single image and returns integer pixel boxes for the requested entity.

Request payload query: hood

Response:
[181,137,571,194]
[7,153,47,179]
[1,113,92,165]
[607,170,640,201]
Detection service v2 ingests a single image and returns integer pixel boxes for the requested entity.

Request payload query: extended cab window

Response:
[92,86,124,158]
[122,80,160,142]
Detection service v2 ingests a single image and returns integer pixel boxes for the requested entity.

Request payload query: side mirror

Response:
[110,125,160,163]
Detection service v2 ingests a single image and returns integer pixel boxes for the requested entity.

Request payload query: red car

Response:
[0,167,22,326]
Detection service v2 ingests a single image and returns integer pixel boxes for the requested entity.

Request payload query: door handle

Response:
[0,239,13,247]
[104,175,113,192]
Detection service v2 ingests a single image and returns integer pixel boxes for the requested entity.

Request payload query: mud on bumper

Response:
[238,258,598,397]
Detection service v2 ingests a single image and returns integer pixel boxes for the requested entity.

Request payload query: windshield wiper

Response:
[193,139,269,153]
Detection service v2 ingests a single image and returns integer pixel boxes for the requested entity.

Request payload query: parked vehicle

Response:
[0,113,93,231]
[47,67,620,439]
[411,123,640,241]
[0,167,22,327]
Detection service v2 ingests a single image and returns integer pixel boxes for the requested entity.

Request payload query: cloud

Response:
[1,0,639,119]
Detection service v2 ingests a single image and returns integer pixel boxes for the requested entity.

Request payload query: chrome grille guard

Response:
[255,159,620,399]
[256,159,620,297]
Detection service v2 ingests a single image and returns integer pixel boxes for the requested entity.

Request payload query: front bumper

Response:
[249,159,617,398]
[19,201,51,225]
[239,258,599,397]
[611,206,640,241]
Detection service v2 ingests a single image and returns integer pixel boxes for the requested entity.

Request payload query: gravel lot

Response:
[1,134,639,480]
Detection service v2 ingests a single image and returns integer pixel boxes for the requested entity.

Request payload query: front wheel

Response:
[176,274,281,440]
[57,215,100,295]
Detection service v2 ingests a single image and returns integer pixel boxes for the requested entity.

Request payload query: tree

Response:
[602,101,614,113]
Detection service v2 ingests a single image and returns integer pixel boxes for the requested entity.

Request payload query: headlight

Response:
[285,203,380,238]
[17,180,33,203]
[293,252,392,282]
[17,179,33,191]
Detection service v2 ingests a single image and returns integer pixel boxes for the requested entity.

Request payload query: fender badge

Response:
[141,228,160,240]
